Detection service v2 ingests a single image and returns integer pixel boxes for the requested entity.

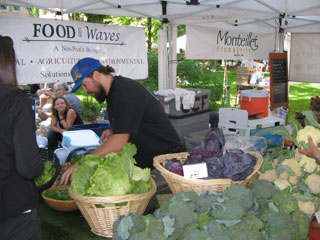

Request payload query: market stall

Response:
[1,1,320,239]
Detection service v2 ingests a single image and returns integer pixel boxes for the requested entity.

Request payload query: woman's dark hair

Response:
[87,65,115,78]
[0,35,17,87]
[51,96,71,119]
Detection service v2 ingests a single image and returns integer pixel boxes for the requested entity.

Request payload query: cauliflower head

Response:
[298,200,315,217]
[305,173,320,194]
[259,169,278,182]
[274,179,291,191]
[281,159,302,177]
[296,125,320,144]
[299,155,319,173]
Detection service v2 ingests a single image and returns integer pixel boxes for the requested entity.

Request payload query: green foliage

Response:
[271,126,298,146]
[81,98,102,121]
[287,118,303,136]
[43,189,72,200]
[35,161,55,186]
[302,111,320,129]
[137,51,158,91]
[177,59,223,111]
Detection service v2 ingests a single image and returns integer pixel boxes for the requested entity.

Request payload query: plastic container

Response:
[169,109,210,146]
[156,88,211,117]
[70,123,109,137]
[61,130,101,151]
[240,90,268,118]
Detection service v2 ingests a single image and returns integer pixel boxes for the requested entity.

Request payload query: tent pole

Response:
[157,27,168,90]
[168,23,177,89]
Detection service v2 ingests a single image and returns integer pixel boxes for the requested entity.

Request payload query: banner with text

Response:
[0,16,148,84]
[289,33,320,83]
[186,25,275,60]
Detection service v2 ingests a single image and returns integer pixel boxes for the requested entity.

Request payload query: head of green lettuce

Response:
[71,143,151,196]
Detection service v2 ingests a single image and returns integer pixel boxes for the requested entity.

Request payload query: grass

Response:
[74,70,318,121]
[221,69,318,119]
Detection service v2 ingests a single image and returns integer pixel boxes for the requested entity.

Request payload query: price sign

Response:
[269,52,289,110]
[183,163,208,179]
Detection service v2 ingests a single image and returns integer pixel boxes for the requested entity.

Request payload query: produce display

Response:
[35,160,55,187]
[112,181,311,240]
[71,142,151,197]
[261,111,320,218]
[165,128,257,181]
[43,188,72,200]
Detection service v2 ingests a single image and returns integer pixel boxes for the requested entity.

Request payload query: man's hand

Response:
[298,136,320,160]
[60,162,78,185]
[100,129,113,143]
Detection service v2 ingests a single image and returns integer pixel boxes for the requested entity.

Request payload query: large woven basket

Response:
[153,151,263,195]
[69,178,157,238]
[42,185,78,212]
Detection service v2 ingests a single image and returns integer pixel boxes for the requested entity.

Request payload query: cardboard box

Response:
[218,108,285,147]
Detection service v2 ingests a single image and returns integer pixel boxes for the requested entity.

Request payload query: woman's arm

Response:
[59,108,76,130]
[50,115,64,134]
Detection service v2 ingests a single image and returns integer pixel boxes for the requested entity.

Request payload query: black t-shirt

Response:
[106,76,183,169]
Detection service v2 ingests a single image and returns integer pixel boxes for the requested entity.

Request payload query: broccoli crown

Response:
[182,227,210,240]
[210,199,244,221]
[226,221,265,240]
[224,183,254,211]
[271,190,299,213]
[168,198,197,229]
[204,221,231,240]
[265,208,300,240]
[242,215,265,232]
[292,210,311,240]
[252,179,275,200]
[195,191,224,214]
[113,186,312,240]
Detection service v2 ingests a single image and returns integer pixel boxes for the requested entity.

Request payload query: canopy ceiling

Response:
[1,0,320,32]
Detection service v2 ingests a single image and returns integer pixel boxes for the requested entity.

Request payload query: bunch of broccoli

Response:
[112,180,311,240]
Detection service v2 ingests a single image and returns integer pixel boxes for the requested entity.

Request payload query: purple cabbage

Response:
[165,128,257,180]
[164,158,184,176]
[223,149,257,181]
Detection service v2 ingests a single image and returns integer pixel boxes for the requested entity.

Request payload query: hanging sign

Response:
[186,25,275,60]
[0,16,148,84]
[289,33,320,83]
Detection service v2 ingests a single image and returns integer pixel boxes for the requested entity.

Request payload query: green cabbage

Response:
[71,143,151,197]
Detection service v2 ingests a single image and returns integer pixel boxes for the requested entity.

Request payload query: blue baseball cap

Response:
[70,58,102,93]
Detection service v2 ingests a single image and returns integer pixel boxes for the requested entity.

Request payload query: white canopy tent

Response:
[1,0,320,87]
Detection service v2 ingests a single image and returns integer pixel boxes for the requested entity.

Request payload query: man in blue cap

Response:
[61,58,183,184]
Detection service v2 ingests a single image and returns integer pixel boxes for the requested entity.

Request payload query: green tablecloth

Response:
[39,199,108,240]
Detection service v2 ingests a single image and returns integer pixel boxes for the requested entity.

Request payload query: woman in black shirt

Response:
[47,96,83,151]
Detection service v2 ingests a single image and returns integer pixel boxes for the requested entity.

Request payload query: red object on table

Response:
[308,217,320,240]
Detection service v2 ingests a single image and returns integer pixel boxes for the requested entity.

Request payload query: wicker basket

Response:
[153,151,263,194]
[69,178,157,238]
[38,148,61,193]
[42,185,78,212]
